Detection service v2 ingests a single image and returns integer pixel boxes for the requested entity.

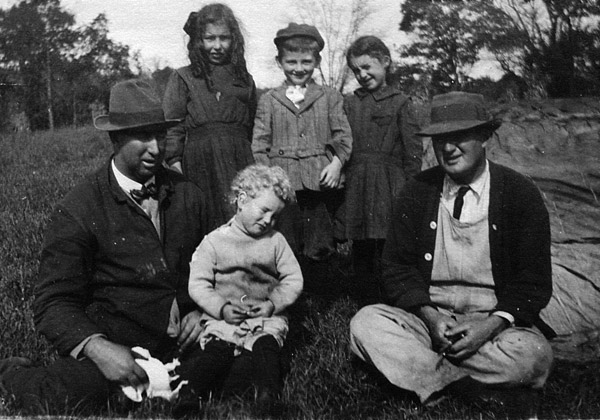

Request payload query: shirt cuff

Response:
[491,311,515,326]
[70,333,106,360]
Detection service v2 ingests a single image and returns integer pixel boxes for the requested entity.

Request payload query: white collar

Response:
[111,159,155,194]
[444,159,489,200]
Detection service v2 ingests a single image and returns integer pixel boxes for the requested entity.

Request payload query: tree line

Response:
[1,0,599,132]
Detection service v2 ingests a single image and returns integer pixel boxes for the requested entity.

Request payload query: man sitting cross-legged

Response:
[349,92,555,417]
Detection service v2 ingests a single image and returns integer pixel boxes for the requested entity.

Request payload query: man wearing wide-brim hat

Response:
[350,92,555,416]
[0,79,210,414]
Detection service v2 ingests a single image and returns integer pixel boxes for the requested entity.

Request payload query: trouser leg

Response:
[2,357,110,414]
[251,335,282,395]
[350,305,554,403]
[177,339,236,398]
[350,304,466,402]
[455,325,554,389]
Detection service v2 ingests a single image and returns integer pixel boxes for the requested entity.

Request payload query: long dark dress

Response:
[163,64,256,229]
[342,85,422,240]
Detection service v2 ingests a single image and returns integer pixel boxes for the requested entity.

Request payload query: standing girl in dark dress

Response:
[343,36,422,303]
[163,4,256,229]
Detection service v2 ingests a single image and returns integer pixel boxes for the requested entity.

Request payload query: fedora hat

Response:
[416,92,501,137]
[274,23,325,52]
[94,79,180,131]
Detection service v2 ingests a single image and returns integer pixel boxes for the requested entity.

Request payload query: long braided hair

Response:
[183,4,250,91]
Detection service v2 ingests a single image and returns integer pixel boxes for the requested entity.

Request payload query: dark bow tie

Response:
[130,183,158,202]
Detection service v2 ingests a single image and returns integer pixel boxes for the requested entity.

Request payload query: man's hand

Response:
[247,300,275,318]
[177,310,204,353]
[221,302,249,325]
[319,156,343,189]
[416,305,458,353]
[443,316,508,361]
[83,336,148,389]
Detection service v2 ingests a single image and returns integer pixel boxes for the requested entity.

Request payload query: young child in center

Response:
[174,164,302,418]
[163,4,256,230]
[343,36,422,303]
[252,23,353,269]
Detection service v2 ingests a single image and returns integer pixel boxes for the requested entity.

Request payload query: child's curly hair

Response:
[183,3,250,90]
[229,164,296,206]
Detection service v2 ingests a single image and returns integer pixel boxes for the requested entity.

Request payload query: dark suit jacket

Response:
[382,161,555,337]
[33,159,209,357]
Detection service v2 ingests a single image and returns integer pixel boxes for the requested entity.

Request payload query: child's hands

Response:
[319,156,343,189]
[247,300,275,318]
[222,303,249,325]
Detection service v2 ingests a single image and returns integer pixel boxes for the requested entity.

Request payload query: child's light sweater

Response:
[188,218,303,320]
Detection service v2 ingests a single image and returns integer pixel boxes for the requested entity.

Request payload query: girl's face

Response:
[235,188,285,237]
[198,22,232,65]
[349,54,390,92]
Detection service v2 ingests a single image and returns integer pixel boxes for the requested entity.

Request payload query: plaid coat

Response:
[251,80,352,191]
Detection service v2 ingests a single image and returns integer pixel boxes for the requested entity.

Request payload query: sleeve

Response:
[163,70,189,166]
[33,206,104,356]
[188,236,228,319]
[493,176,552,326]
[247,78,258,141]
[398,97,423,178]
[381,181,432,310]
[251,93,274,166]
[326,90,353,165]
[269,234,303,314]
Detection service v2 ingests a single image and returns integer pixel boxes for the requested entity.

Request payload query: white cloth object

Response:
[121,346,188,402]
[285,85,306,109]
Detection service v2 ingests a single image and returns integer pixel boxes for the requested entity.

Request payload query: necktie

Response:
[453,186,470,220]
[130,183,161,237]
[130,183,158,202]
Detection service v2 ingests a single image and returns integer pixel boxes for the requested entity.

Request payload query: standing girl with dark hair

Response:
[163,3,256,229]
[343,35,422,303]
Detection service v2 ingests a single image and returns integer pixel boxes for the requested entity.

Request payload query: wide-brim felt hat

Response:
[274,23,325,51]
[94,79,181,131]
[416,91,501,137]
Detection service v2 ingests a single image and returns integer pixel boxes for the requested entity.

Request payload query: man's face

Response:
[113,129,166,183]
[432,129,488,184]
[278,50,318,86]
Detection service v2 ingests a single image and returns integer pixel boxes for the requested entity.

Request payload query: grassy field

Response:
[1,126,599,419]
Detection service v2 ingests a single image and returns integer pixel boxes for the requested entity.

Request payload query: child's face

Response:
[198,22,232,65]
[278,50,319,86]
[236,188,285,237]
[349,54,390,92]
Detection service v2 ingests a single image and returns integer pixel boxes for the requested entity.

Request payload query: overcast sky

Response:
[0,0,502,88]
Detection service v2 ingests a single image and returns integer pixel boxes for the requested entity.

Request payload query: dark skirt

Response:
[277,189,344,261]
[343,151,407,240]
[183,123,254,230]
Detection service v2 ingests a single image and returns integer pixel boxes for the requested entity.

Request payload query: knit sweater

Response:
[188,218,303,320]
